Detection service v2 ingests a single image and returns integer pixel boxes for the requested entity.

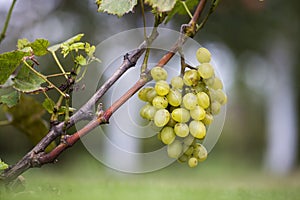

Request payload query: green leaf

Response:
[0,159,9,171]
[3,95,56,152]
[145,0,176,12]
[42,98,56,114]
[48,34,85,52]
[13,65,46,93]
[17,38,30,50]
[30,39,50,56]
[0,91,20,108]
[0,51,29,85]
[75,55,87,66]
[96,0,138,17]
[166,0,198,23]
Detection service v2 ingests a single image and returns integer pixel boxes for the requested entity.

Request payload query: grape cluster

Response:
[138,47,227,168]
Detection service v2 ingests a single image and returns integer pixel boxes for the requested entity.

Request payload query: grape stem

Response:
[0,0,210,184]
[0,0,17,45]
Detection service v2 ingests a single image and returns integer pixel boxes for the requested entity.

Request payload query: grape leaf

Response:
[0,51,29,85]
[42,98,55,114]
[3,95,56,152]
[29,39,50,56]
[0,91,20,108]
[145,0,176,12]
[96,0,138,17]
[13,65,46,93]
[165,0,199,23]
[17,38,30,50]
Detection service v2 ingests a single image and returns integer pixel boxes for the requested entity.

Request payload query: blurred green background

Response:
[0,0,300,199]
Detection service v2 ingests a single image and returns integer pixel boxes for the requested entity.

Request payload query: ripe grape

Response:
[155,80,170,96]
[171,108,190,123]
[210,77,223,90]
[138,87,152,102]
[160,126,176,144]
[188,157,198,168]
[196,47,211,63]
[167,89,182,107]
[215,89,227,105]
[171,76,184,89]
[211,101,221,115]
[190,106,206,120]
[146,88,157,102]
[202,113,213,125]
[174,123,189,137]
[198,63,214,79]
[152,96,168,109]
[154,109,170,127]
[178,154,189,163]
[182,93,198,110]
[189,120,206,139]
[183,134,195,146]
[197,144,208,162]
[167,140,182,158]
[139,104,157,120]
[183,70,199,86]
[151,66,168,81]
[197,92,210,109]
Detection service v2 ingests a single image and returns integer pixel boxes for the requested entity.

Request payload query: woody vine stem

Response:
[0,0,216,184]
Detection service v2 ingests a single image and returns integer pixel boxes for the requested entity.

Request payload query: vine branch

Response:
[0,0,17,45]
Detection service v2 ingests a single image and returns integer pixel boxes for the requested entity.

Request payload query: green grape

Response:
[167,89,182,107]
[155,80,170,96]
[146,88,157,102]
[160,126,176,145]
[183,70,200,86]
[167,140,182,158]
[190,106,206,120]
[183,145,194,156]
[157,131,161,141]
[154,109,170,127]
[174,123,189,137]
[171,108,190,123]
[202,113,213,125]
[211,101,221,115]
[196,47,211,63]
[139,104,157,120]
[189,120,206,139]
[183,134,195,146]
[178,154,189,163]
[193,82,206,93]
[166,117,177,127]
[152,96,168,109]
[151,66,168,81]
[198,63,214,79]
[182,93,198,110]
[171,76,184,89]
[197,92,210,109]
[197,144,208,162]
[210,77,223,90]
[138,87,152,102]
[215,89,227,105]
[203,77,215,88]
[188,157,198,168]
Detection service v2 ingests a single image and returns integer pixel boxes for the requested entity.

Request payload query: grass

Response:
[1,151,300,200]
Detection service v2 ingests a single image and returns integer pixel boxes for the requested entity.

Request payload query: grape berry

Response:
[138,47,227,168]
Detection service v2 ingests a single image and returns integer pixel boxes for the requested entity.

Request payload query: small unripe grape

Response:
[178,154,189,163]
[152,96,168,109]
[171,76,184,89]
[155,80,170,96]
[211,101,221,115]
[151,66,168,81]
[174,123,189,137]
[190,106,206,120]
[167,89,182,107]
[183,70,200,86]
[182,93,198,110]
[197,144,208,162]
[171,108,190,123]
[202,113,213,125]
[138,87,152,102]
[198,63,214,79]
[167,140,182,158]
[197,92,210,109]
[210,77,223,90]
[146,88,157,102]
[160,126,176,145]
[166,117,177,127]
[189,120,206,139]
[154,109,170,127]
[196,47,211,63]
[188,157,198,168]
[183,134,195,146]
[139,104,157,120]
